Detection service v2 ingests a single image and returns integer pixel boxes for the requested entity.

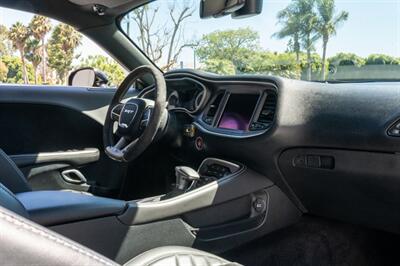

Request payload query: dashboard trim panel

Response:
[193,121,270,139]
[141,77,209,114]
[197,84,278,139]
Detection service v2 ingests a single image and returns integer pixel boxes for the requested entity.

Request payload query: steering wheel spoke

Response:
[105,137,128,162]
[139,108,152,130]
[110,103,124,121]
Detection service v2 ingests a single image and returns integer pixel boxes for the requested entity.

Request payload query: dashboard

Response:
[140,72,278,138]
[143,68,400,236]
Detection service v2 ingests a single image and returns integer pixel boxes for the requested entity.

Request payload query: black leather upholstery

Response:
[0,183,29,218]
[0,204,240,266]
[16,190,127,226]
[0,187,240,266]
[125,246,241,266]
[0,205,118,266]
[0,149,31,193]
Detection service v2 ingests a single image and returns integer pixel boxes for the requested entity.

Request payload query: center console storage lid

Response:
[16,190,127,226]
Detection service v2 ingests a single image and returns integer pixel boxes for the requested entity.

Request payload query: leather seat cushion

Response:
[124,246,241,266]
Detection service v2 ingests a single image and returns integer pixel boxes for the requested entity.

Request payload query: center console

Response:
[34,157,301,264]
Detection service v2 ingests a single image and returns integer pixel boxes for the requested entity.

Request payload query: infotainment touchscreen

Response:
[218,94,259,130]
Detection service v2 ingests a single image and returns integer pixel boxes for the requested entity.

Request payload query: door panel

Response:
[0,85,134,197]
[11,149,101,193]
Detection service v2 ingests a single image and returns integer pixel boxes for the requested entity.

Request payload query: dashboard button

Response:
[203,116,213,125]
[183,124,196,138]
[195,137,204,151]
[293,155,306,167]
[253,198,266,213]
[307,155,321,168]
[249,122,268,131]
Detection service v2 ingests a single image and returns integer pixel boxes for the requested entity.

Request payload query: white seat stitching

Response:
[0,208,116,266]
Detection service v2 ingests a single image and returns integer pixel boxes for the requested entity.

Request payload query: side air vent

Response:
[250,92,277,131]
[203,93,224,125]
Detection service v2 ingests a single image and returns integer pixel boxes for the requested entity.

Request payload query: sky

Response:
[1,0,400,69]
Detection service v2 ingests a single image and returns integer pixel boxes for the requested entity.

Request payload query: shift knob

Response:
[175,166,200,190]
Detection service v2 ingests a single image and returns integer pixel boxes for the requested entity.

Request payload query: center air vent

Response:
[202,93,224,125]
[250,92,277,131]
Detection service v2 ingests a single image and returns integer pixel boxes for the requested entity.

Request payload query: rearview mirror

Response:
[68,67,109,87]
[200,0,262,19]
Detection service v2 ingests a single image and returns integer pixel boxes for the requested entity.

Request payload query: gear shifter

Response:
[175,166,200,191]
[161,166,200,200]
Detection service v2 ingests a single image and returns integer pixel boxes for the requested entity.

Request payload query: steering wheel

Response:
[103,65,167,162]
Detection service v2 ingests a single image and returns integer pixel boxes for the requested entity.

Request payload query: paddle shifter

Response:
[175,166,200,191]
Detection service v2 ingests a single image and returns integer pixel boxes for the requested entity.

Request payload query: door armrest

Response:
[16,190,127,226]
[10,148,100,167]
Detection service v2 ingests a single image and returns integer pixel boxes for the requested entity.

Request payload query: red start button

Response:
[195,136,204,151]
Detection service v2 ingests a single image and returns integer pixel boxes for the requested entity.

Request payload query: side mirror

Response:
[68,67,109,87]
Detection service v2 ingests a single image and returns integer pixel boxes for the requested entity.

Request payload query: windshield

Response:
[121,0,400,83]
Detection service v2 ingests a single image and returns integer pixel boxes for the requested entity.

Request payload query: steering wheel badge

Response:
[114,99,151,138]
[119,103,138,128]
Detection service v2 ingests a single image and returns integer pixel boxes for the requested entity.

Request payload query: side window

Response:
[0,8,125,87]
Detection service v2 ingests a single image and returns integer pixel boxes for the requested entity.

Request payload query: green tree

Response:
[316,0,348,80]
[240,51,298,78]
[274,4,302,63]
[47,24,81,84]
[8,22,30,84]
[328,53,365,67]
[1,55,34,83]
[196,28,259,73]
[202,59,236,75]
[0,60,8,81]
[241,51,322,79]
[25,38,42,84]
[80,55,126,86]
[365,54,400,65]
[299,52,323,79]
[0,25,12,56]
[29,15,52,83]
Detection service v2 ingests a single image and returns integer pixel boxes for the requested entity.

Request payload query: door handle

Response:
[61,169,87,185]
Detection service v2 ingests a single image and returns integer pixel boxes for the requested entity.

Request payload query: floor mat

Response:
[223,216,399,266]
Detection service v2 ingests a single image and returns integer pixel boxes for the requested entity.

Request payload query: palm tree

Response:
[25,38,42,84]
[29,15,52,84]
[274,0,319,80]
[8,22,30,84]
[274,5,302,64]
[297,0,319,81]
[316,0,348,80]
[47,24,81,84]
